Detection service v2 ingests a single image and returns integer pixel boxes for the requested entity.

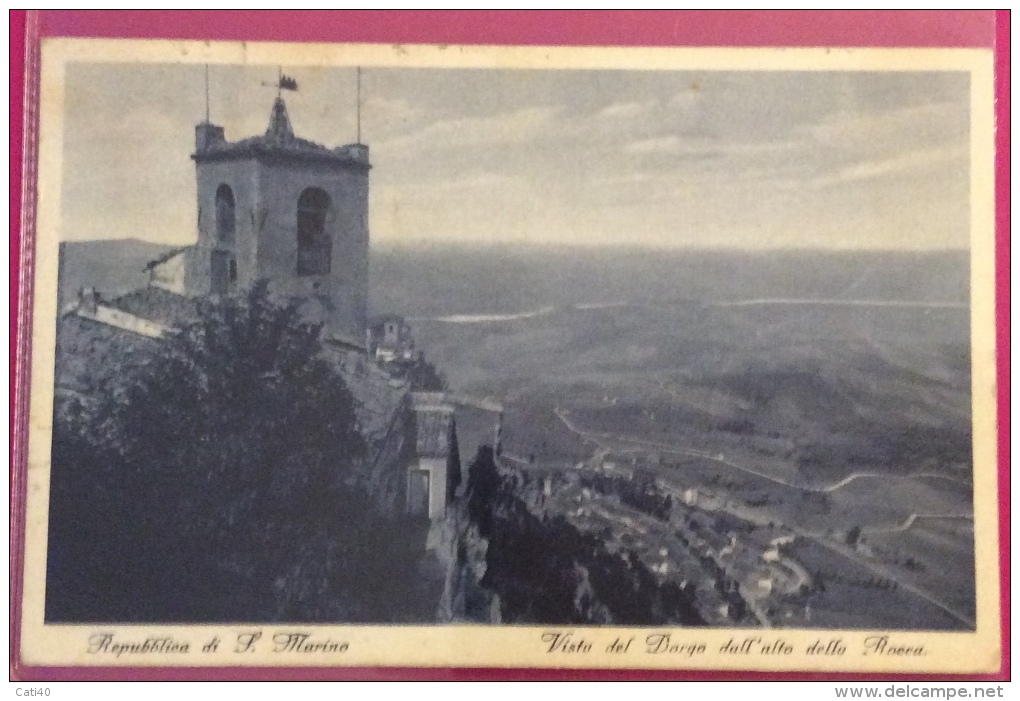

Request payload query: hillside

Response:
[369,244,969,317]
[56,239,970,314]
[56,239,181,304]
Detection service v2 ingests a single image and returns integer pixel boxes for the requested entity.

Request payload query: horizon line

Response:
[59,236,971,255]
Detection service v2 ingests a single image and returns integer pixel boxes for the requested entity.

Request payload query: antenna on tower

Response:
[356,66,362,144]
[204,64,210,123]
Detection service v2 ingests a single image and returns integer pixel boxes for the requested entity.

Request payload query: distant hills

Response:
[369,243,970,318]
[54,238,970,315]
[57,239,180,304]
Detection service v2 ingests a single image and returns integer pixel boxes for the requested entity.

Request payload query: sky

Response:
[58,62,971,250]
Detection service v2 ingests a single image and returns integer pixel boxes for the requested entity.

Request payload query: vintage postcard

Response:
[15,37,1000,675]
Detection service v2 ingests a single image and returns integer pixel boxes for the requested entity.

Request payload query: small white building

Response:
[369,314,417,364]
[408,392,461,520]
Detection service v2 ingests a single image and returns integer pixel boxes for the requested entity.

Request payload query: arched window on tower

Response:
[297,187,331,276]
[215,184,235,245]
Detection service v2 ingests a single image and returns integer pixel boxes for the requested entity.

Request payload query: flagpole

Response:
[356,66,362,144]
[204,64,210,123]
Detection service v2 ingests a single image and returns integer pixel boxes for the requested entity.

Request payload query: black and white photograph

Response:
[18,39,1000,672]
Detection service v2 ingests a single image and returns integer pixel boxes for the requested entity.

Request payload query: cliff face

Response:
[438,447,706,626]
[435,499,501,624]
[324,345,416,513]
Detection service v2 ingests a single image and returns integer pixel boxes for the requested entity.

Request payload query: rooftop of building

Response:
[193,97,370,169]
[106,285,203,328]
[414,407,456,458]
[142,246,190,272]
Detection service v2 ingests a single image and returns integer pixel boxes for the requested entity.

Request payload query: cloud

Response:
[589,172,654,186]
[375,105,563,153]
[624,135,686,155]
[617,97,970,194]
[760,99,971,190]
[413,172,522,193]
[809,144,968,189]
[804,101,968,154]
[623,135,799,160]
[666,90,703,113]
[597,101,651,119]
[60,64,972,251]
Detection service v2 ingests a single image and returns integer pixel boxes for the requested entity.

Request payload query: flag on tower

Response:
[279,74,298,91]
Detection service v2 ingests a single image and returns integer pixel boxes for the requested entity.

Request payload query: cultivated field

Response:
[402,247,975,630]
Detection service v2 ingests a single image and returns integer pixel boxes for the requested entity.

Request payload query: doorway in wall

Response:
[407,469,430,518]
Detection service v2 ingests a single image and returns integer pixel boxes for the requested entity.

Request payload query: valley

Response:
[402,253,974,630]
[56,240,977,629]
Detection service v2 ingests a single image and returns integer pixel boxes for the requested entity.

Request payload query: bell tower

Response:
[186,74,371,344]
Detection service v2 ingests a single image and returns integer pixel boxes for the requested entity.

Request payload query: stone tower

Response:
[186,96,371,343]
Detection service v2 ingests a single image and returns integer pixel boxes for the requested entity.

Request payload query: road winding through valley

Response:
[549,406,976,628]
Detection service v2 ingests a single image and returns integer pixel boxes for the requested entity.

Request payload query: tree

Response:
[48,283,376,622]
